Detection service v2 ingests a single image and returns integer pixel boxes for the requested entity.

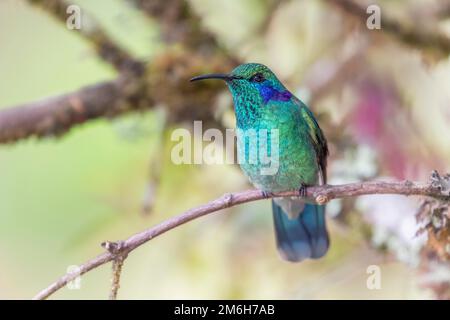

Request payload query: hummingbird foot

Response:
[298,183,308,198]
[261,190,273,199]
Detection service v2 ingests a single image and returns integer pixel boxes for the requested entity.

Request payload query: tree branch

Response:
[27,0,143,73]
[0,0,237,144]
[32,177,450,300]
[128,0,221,49]
[329,0,450,56]
[0,77,152,143]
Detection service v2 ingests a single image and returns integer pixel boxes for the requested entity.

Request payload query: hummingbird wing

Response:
[298,100,329,183]
[271,98,330,262]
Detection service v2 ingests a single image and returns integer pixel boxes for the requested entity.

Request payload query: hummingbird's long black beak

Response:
[190,73,241,82]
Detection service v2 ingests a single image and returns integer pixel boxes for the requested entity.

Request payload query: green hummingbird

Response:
[191,63,329,262]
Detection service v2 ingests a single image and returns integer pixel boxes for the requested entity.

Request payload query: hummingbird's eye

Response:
[250,73,265,83]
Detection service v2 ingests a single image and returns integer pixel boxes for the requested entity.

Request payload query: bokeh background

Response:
[0,0,449,299]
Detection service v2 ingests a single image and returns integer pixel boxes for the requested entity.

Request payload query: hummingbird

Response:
[191,63,329,262]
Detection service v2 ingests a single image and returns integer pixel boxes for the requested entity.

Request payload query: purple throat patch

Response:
[259,85,292,103]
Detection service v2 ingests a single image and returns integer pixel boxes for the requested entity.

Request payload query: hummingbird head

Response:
[191,63,292,127]
[191,63,292,105]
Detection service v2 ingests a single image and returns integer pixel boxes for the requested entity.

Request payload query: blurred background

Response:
[0,0,449,299]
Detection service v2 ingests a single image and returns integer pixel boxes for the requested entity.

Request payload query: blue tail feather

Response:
[272,200,329,262]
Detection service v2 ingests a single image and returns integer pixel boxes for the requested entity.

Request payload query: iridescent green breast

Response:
[236,100,319,192]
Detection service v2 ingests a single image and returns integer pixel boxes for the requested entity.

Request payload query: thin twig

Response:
[109,256,125,300]
[102,241,127,300]
[32,178,449,300]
